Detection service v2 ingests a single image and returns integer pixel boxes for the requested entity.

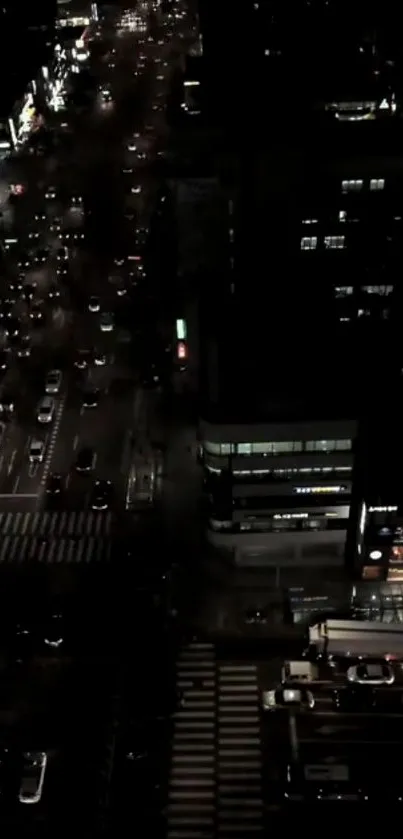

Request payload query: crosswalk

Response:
[0,511,113,564]
[168,642,264,839]
[0,510,113,538]
[217,663,263,837]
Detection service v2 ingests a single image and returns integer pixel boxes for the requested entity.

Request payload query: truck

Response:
[308,618,403,661]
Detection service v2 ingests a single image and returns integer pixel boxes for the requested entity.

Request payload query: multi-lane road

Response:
[0,1,198,529]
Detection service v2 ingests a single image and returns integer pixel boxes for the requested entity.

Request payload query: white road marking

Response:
[7,449,17,475]
[40,396,66,486]
[0,454,4,473]
[73,434,79,450]
[12,476,20,493]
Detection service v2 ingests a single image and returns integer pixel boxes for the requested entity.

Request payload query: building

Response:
[195,1,403,577]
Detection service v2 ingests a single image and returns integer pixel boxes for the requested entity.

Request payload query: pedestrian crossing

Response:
[0,535,112,564]
[217,663,263,837]
[0,510,113,538]
[168,642,264,839]
[0,511,113,564]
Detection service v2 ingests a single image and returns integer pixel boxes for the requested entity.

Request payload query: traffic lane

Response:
[12,393,67,496]
[295,709,403,745]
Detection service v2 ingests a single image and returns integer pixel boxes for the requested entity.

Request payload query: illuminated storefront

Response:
[355,501,403,581]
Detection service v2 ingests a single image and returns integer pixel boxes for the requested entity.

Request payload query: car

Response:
[0,350,9,371]
[22,282,36,301]
[332,686,377,712]
[0,302,14,320]
[0,393,15,415]
[74,349,91,370]
[88,296,100,313]
[34,212,46,222]
[30,303,44,323]
[18,252,32,270]
[131,185,142,195]
[71,194,83,205]
[37,396,55,424]
[244,606,269,625]
[16,335,31,357]
[28,231,39,241]
[9,280,23,295]
[4,317,20,338]
[45,369,62,394]
[75,446,96,472]
[19,751,47,804]
[116,281,128,297]
[33,247,49,264]
[50,218,62,233]
[47,283,60,300]
[43,612,64,648]
[45,185,57,199]
[100,312,114,332]
[262,686,315,711]
[56,246,68,262]
[91,479,113,510]
[347,662,394,686]
[82,389,99,408]
[29,439,45,462]
[94,351,106,366]
[46,473,64,494]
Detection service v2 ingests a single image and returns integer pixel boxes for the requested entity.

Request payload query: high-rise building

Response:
[196,0,403,578]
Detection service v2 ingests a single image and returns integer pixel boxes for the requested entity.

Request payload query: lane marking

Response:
[40,395,66,486]
[12,476,20,493]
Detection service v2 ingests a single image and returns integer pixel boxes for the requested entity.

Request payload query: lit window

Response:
[361,285,393,296]
[294,485,347,495]
[334,286,353,297]
[237,443,252,455]
[370,178,385,191]
[324,235,345,250]
[302,219,318,225]
[341,179,363,193]
[339,210,347,222]
[305,439,352,452]
[301,236,317,251]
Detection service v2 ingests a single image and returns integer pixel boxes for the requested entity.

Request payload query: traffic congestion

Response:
[0,0,198,832]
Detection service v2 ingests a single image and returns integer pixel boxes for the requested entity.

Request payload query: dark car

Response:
[0,350,9,371]
[43,612,64,649]
[47,283,60,300]
[9,280,23,295]
[82,389,99,408]
[33,247,49,264]
[332,686,377,712]
[18,251,31,271]
[75,447,96,472]
[91,479,112,510]
[22,283,36,301]
[0,302,14,320]
[46,473,64,495]
[4,317,20,338]
[29,303,44,323]
[74,349,91,370]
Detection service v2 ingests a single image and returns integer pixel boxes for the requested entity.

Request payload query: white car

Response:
[347,663,394,686]
[262,687,315,711]
[29,439,45,462]
[88,296,100,313]
[19,751,47,804]
[100,312,114,332]
[45,369,62,394]
[37,396,55,424]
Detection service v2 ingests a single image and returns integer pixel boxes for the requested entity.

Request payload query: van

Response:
[37,396,55,424]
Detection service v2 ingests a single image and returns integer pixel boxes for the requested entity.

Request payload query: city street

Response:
[0,1,197,531]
